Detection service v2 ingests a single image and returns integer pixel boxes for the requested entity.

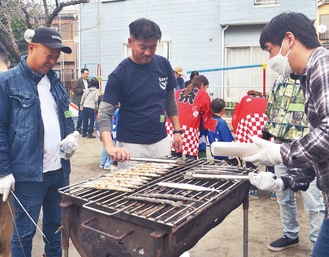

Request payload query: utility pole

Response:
[96,0,100,68]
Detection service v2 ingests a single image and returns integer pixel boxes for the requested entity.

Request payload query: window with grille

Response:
[224,46,277,102]
[319,14,329,40]
[60,23,73,40]
[254,0,279,6]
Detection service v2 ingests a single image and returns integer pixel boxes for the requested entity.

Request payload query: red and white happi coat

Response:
[232,95,268,143]
[235,113,268,143]
[166,87,217,156]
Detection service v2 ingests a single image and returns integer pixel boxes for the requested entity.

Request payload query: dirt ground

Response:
[31,136,313,257]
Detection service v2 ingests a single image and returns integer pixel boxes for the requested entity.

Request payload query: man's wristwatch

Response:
[173,129,183,134]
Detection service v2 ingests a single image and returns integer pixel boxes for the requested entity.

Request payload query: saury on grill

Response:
[59,159,253,257]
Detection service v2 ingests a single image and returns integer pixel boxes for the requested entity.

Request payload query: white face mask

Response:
[268,39,293,77]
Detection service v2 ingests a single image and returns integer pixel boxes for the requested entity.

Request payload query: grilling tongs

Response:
[130,157,186,165]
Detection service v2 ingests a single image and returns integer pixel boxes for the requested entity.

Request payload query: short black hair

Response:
[89,78,99,89]
[129,18,162,41]
[211,98,226,113]
[190,70,199,80]
[260,12,321,50]
[81,68,89,74]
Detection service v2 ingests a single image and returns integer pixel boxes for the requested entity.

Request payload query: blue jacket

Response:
[208,115,234,160]
[0,56,74,182]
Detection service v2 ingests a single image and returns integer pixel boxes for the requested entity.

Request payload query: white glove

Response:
[0,174,15,202]
[59,131,79,160]
[242,136,282,166]
[249,172,284,193]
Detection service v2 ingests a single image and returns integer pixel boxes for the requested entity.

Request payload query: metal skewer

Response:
[184,172,249,180]
[10,190,50,244]
[130,157,185,165]
[8,200,27,257]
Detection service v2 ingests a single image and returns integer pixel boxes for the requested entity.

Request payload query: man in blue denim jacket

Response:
[0,27,74,257]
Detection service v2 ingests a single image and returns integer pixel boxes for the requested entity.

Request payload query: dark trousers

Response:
[82,107,95,135]
[11,169,68,257]
[76,103,83,130]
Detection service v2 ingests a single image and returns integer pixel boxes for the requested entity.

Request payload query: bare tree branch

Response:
[43,0,50,19]
[5,14,19,54]
[45,0,89,27]
[21,6,33,29]
[0,28,21,63]
[0,0,89,64]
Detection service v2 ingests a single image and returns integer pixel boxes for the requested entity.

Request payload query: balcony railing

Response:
[320,31,329,40]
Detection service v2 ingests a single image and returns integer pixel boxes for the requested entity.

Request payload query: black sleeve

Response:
[280,166,316,192]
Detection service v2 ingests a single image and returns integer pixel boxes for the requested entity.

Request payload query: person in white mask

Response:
[243,12,329,257]
[267,40,293,77]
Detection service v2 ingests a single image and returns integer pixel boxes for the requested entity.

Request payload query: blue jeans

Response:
[275,164,325,244]
[312,218,329,257]
[100,145,113,168]
[11,169,69,257]
[76,103,83,130]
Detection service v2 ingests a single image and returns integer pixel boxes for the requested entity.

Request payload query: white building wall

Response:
[79,0,223,94]
[219,0,317,25]
[79,0,317,99]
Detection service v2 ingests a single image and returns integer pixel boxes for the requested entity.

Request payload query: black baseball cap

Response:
[31,27,72,54]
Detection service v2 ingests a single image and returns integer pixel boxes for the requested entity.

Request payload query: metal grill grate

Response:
[59,160,253,233]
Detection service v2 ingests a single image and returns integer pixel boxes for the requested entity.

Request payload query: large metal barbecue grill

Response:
[59,159,252,257]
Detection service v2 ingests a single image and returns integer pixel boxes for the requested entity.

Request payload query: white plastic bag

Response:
[59,131,79,159]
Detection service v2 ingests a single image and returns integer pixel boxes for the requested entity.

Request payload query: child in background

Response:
[98,103,120,169]
[208,98,238,165]
[166,75,217,160]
